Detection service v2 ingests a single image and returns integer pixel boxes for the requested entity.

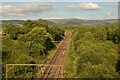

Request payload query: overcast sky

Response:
[0,2,118,20]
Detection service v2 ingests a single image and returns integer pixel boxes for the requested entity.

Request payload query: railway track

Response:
[39,32,71,79]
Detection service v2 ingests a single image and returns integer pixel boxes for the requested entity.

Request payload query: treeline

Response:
[2,19,65,78]
[65,23,119,78]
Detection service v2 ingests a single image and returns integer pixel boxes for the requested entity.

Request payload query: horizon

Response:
[1,18,119,21]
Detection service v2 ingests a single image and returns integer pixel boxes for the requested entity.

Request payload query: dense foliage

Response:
[2,19,65,78]
[2,19,119,78]
[65,23,119,78]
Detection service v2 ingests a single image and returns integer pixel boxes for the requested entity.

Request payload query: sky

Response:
[0,1,119,20]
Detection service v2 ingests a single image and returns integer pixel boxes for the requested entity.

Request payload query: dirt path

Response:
[39,32,71,79]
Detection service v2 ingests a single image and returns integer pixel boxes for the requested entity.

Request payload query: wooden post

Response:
[62,65,63,78]
[6,64,7,80]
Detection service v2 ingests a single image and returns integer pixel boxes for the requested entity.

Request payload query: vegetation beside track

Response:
[64,23,120,78]
[2,19,65,78]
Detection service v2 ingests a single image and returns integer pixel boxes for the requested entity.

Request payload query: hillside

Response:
[1,19,118,26]
[1,20,25,24]
[46,19,118,25]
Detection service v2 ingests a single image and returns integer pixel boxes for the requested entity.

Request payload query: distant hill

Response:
[1,19,118,26]
[46,19,118,25]
[1,20,25,24]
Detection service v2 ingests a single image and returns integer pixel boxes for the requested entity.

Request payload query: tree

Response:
[3,22,21,40]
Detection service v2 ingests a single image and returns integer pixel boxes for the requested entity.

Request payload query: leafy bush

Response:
[2,19,65,78]
[65,23,119,78]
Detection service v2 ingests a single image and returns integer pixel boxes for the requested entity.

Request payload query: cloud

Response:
[42,16,64,19]
[1,3,55,16]
[42,16,89,20]
[106,3,118,7]
[104,12,112,15]
[74,17,89,20]
[65,2,100,10]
